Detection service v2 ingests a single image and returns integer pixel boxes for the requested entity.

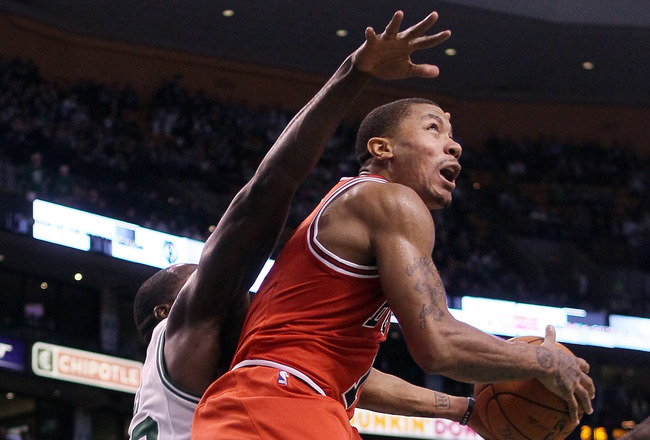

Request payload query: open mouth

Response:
[439,163,461,183]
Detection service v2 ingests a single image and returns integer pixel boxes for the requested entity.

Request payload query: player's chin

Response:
[427,192,452,210]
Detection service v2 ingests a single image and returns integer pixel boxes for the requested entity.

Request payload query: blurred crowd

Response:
[1,55,649,319]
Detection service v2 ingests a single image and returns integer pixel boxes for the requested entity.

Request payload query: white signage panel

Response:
[351,409,484,439]
[32,342,142,393]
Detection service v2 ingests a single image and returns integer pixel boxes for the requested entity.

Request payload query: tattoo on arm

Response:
[411,391,452,418]
[536,347,555,369]
[434,391,451,410]
[535,348,578,395]
[406,257,447,328]
[556,351,579,391]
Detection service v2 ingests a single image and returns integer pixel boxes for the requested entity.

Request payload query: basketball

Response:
[473,336,581,440]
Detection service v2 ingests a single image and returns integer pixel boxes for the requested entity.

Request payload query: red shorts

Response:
[192,365,361,440]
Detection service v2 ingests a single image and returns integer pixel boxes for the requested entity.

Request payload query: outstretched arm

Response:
[165,10,452,394]
[189,10,452,313]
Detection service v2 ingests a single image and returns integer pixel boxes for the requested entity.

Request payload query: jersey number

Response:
[131,416,158,440]
[362,301,391,335]
[342,367,372,410]
[342,302,391,409]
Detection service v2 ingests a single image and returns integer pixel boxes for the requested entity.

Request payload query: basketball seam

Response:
[489,389,534,440]
[476,336,577,440]
[491,391,568,414]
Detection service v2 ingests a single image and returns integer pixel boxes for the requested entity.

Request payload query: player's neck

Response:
[359,168,389,181]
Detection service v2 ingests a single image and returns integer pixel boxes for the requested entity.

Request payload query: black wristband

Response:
[460,397,475,426]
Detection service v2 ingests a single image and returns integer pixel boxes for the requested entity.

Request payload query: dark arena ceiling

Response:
[1,0,649,107]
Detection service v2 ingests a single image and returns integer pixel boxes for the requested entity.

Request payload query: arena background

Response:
[0,1,649,439]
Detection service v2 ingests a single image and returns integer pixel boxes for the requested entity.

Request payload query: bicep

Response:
[370,193,454,370]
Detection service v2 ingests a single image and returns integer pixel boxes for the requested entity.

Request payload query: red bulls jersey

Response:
[231,175,392,417]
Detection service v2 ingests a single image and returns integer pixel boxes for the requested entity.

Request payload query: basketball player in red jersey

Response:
[193,23,595,440]
[131,9,493,440]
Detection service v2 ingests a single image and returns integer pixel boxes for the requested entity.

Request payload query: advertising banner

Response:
[351,409,484,439]
[31,342,142,393]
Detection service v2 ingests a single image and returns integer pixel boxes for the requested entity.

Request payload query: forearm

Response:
[419,317,554,383]
[254,55,370,192]
[358,368,469,422]
[386,255,556,384]
[197,57,371,290]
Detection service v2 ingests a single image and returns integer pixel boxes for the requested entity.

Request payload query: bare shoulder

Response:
[317,179,433,265]
[349,180,434,230]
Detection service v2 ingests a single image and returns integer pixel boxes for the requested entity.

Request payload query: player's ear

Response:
[367,137,394,161]
[153,304,171,320]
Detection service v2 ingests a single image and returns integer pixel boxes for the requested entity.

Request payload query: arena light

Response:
[32,199,271,291]
[459,297,650,352]
[249,259,275,293]
[32,199,204,269]
[392,297,650,352]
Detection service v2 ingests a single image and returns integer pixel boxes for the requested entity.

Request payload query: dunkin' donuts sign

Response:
[351,409,484,439]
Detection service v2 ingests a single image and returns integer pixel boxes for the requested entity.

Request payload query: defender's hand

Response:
[351,10,451,80]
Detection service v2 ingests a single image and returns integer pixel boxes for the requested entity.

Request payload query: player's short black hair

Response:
[355,97,439,166]
[133,264,197,343]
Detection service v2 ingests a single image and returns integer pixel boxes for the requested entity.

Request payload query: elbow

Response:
[407,325,470,378]
[411,345,458,377]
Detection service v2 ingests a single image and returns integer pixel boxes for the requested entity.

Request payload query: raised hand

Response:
[351,10,451,80]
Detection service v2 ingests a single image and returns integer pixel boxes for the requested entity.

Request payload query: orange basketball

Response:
[473,336,581,440]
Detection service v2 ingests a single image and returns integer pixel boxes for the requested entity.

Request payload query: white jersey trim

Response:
[307,176,385,278]
[232,359,326,396]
